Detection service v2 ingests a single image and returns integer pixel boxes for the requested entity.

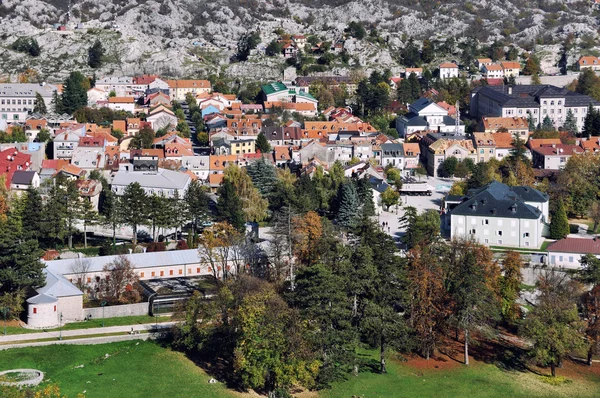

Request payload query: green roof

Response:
[297,91,317,101]
[261,82,287,95]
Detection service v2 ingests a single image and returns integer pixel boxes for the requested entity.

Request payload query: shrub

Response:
[147,242,166,252]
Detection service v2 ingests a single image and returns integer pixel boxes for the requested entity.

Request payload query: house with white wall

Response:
[546,237,600,269]
[439,62,459,79]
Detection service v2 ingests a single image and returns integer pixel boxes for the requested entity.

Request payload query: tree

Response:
[88,40,105,68]
[381,186,399,211]
[447,239,501,365]
[233,286,318,393]
[119,182,148,245]
[346,21,366,40]
[255,132,271,154]
[246,157,277,198]
[61,72,88,114]
[130,126,155,149]
[500,251,523,324]
[408,244,447,359]
[10,37,40,56]
[335,182,359,229]
[583,285,600,366]
[236,31,261,61]
[439,157,459,178]
[146,194,170,242]
[355,176,375,217]
[291,264,357,386]
[576,69,600,102]
[402,38,421,67]
[20,187,43,241]
[33,92,47,114]
[549,199,569,239]
[36,128,51,143]
[216,180,246,232]
[198,222,242,280]
[224,165,268,223]
[100,189,121,246]
[292,211,323,267]
[421,39,435,63]
[70,258,91,292]
[265,39,283,56]
[561,108,578,135]
[80,197,99,249]
[589,202,600,234]
[184,180,210,232]
[541,115,555,132]
[99,256,140,304]
[522,56,540,76]
[521,271,585,377]
[577,254,600,286]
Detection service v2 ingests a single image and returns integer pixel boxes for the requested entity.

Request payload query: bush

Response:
[176,240,189,250]
[10,37,40,56]
[147,242,166,252]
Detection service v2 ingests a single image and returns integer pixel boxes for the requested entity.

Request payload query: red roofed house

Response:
[439,63,459,79]
[108,97,135,113]
[0,148,32,188]
[578,56,600,71]
[547,237,600,269]
[531,143,583,170]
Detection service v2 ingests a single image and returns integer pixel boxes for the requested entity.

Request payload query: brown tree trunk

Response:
[588,348,594,367]
[551,361,556,377]
[84,223,88,249]
[133,224,137,246]
[464,329,469,366]
[380,336,387,374]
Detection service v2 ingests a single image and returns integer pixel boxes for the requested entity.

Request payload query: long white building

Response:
[0,83,58,122]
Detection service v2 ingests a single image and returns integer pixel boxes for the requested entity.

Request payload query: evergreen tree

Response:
[549,198,570,240]
[246,157,277,198]
[21,187,43,241]
[421,39,434,63]
[216,180,246,232]
[408,73,420,102]
[100,189,121,246]
[355,177,375,217]
[583,104,599,137]
[33,92,47,114]
[51,89,63,114]
[255,132,271,154]
[335,181,359,229]
[88,40,105,68]
[147,194,171,242]
[397,79,414,104]
[527,111,536,132]
[119,182,149,245]
[61,72,88,114]
[80,198,98,249]
[184,180,210,232]
[563,109,578,135]
[402,38,421,67]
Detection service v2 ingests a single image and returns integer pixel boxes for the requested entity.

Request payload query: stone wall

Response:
[83,302,149,320]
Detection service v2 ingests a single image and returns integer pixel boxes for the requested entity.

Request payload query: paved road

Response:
[0,322,177,349]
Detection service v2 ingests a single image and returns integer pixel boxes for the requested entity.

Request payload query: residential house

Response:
[112,160,191,198]
[292,35,307,49]
[420,132,477,176]
[492,132,519,160]
[71,142,106,171]
[87,87,107,107]
[76,179,102,211]
[95,77,134,97]
[439,63,459,79]
[145,92,171,108]
[107,97,135,113]
[403,143,421,174]
[263,126,304,146]
[126,118,142,136]
[395,97,465,138]
[209,154,238,174]
[531,143,583,170]
[282,42,298,58]
[446,181,548,248]
[389,77,402,90]
[181,155,210,181]
[147,106,178,131]
[294,76,358,95]
[404,68,423,78]
[546,237,600,269]
[476,58,493,71]
[501,61,521,77]
[483,64,504,79]
[472,132,498,162]
[470,84,600,132]
[380,142,404,170]
[9,170,40,193]
[577,56,600,71]
[53,130,83,159]
[0,142,45,171]
[167,80,212,101]
[480,116,530,140]
[273,146,291,166]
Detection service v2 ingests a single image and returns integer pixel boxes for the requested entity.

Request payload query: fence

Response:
[83,302,149,319]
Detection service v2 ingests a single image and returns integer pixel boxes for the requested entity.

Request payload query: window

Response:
[525,242,530,247]
[33,308,37,314]
[484,219,489,225]
[188,268,191,274]
[497,231,503,236]
[560,157,566,163]
[484,239,489,244]
[497,239,503,245]
[523,232,529,238]
[543,101,547,105]
[87,277,91,283]
[179,269,183,275]
[569,256,574,263]
[160,271,164,276]
[151,272,156,277]
[559,256,563,262]
[54,305,57,312]
[140,272,144,278]
[169,270,173,276]
[196,268,200,274]
[550,101,554,106]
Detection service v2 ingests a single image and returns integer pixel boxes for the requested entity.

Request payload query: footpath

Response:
[0,322,177,350]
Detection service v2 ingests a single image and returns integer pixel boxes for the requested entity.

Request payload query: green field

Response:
[0,341,234,398]
[1,342,599,398]
[3,315,172,335]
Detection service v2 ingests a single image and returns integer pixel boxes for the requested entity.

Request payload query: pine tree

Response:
[61,72,88,114]
[355,177,375,217]
[255,132,271,154]
[583,104,598,137]
[119,182,149,245]
[527,111,536,132]
[216,180,246,232]
[80,198,98,249]
[549,199,570,240]
[33,92,47,114]
[88,40,105,68]
[563,109,578,135]
[184,180,210,232]
[335,181,359,229]
[246,157,277,198]
[21,187,43,241]
[541,115,555,132]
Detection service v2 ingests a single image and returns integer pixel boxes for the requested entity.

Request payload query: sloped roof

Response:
[547,237,600,254]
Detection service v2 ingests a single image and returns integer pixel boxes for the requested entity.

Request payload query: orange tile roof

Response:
[108,97,135,103]
[403,143,420,155]
[55,164,85,177]
[500,61,521,69]
[492,132,515,149]
[208,173,225,186]
[165,143,194,157]
[167,79,211,89]
[440,62,458,68]
[579,56,600,65]
[209,155,238,171]
[130,149,165,159]
[528,138,562,148]
[112,120,126,133]
[485,64,503,71]
[273,146,291,160]
[482,116,529,131]
[25,119,47,130]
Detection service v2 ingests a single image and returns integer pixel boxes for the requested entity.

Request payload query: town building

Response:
[439,62,459,79]
[396,98,465,138]
[111,159,192,198]
[445,181,548,249]
[577,56,600,71]
[420,132,476,177]
[470,85,600,132]
[167,80,212,101]
[0,83,58,122]
[546,237,600,269]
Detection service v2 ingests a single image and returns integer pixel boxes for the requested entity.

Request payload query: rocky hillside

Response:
[0,0,598,82]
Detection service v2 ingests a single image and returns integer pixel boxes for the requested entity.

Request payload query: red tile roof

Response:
[547,237,600,255]
[0,148,32,188]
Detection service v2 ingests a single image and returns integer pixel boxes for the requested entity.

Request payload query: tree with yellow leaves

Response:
[223,164,268,222]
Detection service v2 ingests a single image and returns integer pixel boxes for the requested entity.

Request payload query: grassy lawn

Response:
[0,341,235,398]
[3,315,173,335]
[320,350,600,398]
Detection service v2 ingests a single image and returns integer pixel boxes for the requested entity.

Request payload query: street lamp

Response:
[101,301,107,327]
[1,307,8,336]
[58,312,63,340]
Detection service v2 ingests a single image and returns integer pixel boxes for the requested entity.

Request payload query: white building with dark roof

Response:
[0,83,59,122]
[111,161,192,198]
[445,181,548,249]
[395,98,465,138]
[470,84,600,132]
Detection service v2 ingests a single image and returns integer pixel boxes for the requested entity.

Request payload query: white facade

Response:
[451,214,542,249]
[439,65,459,80]
[0,83,57,122]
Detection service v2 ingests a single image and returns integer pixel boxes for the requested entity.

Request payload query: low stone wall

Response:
[0,369,44,387]
[83,302,149,319]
